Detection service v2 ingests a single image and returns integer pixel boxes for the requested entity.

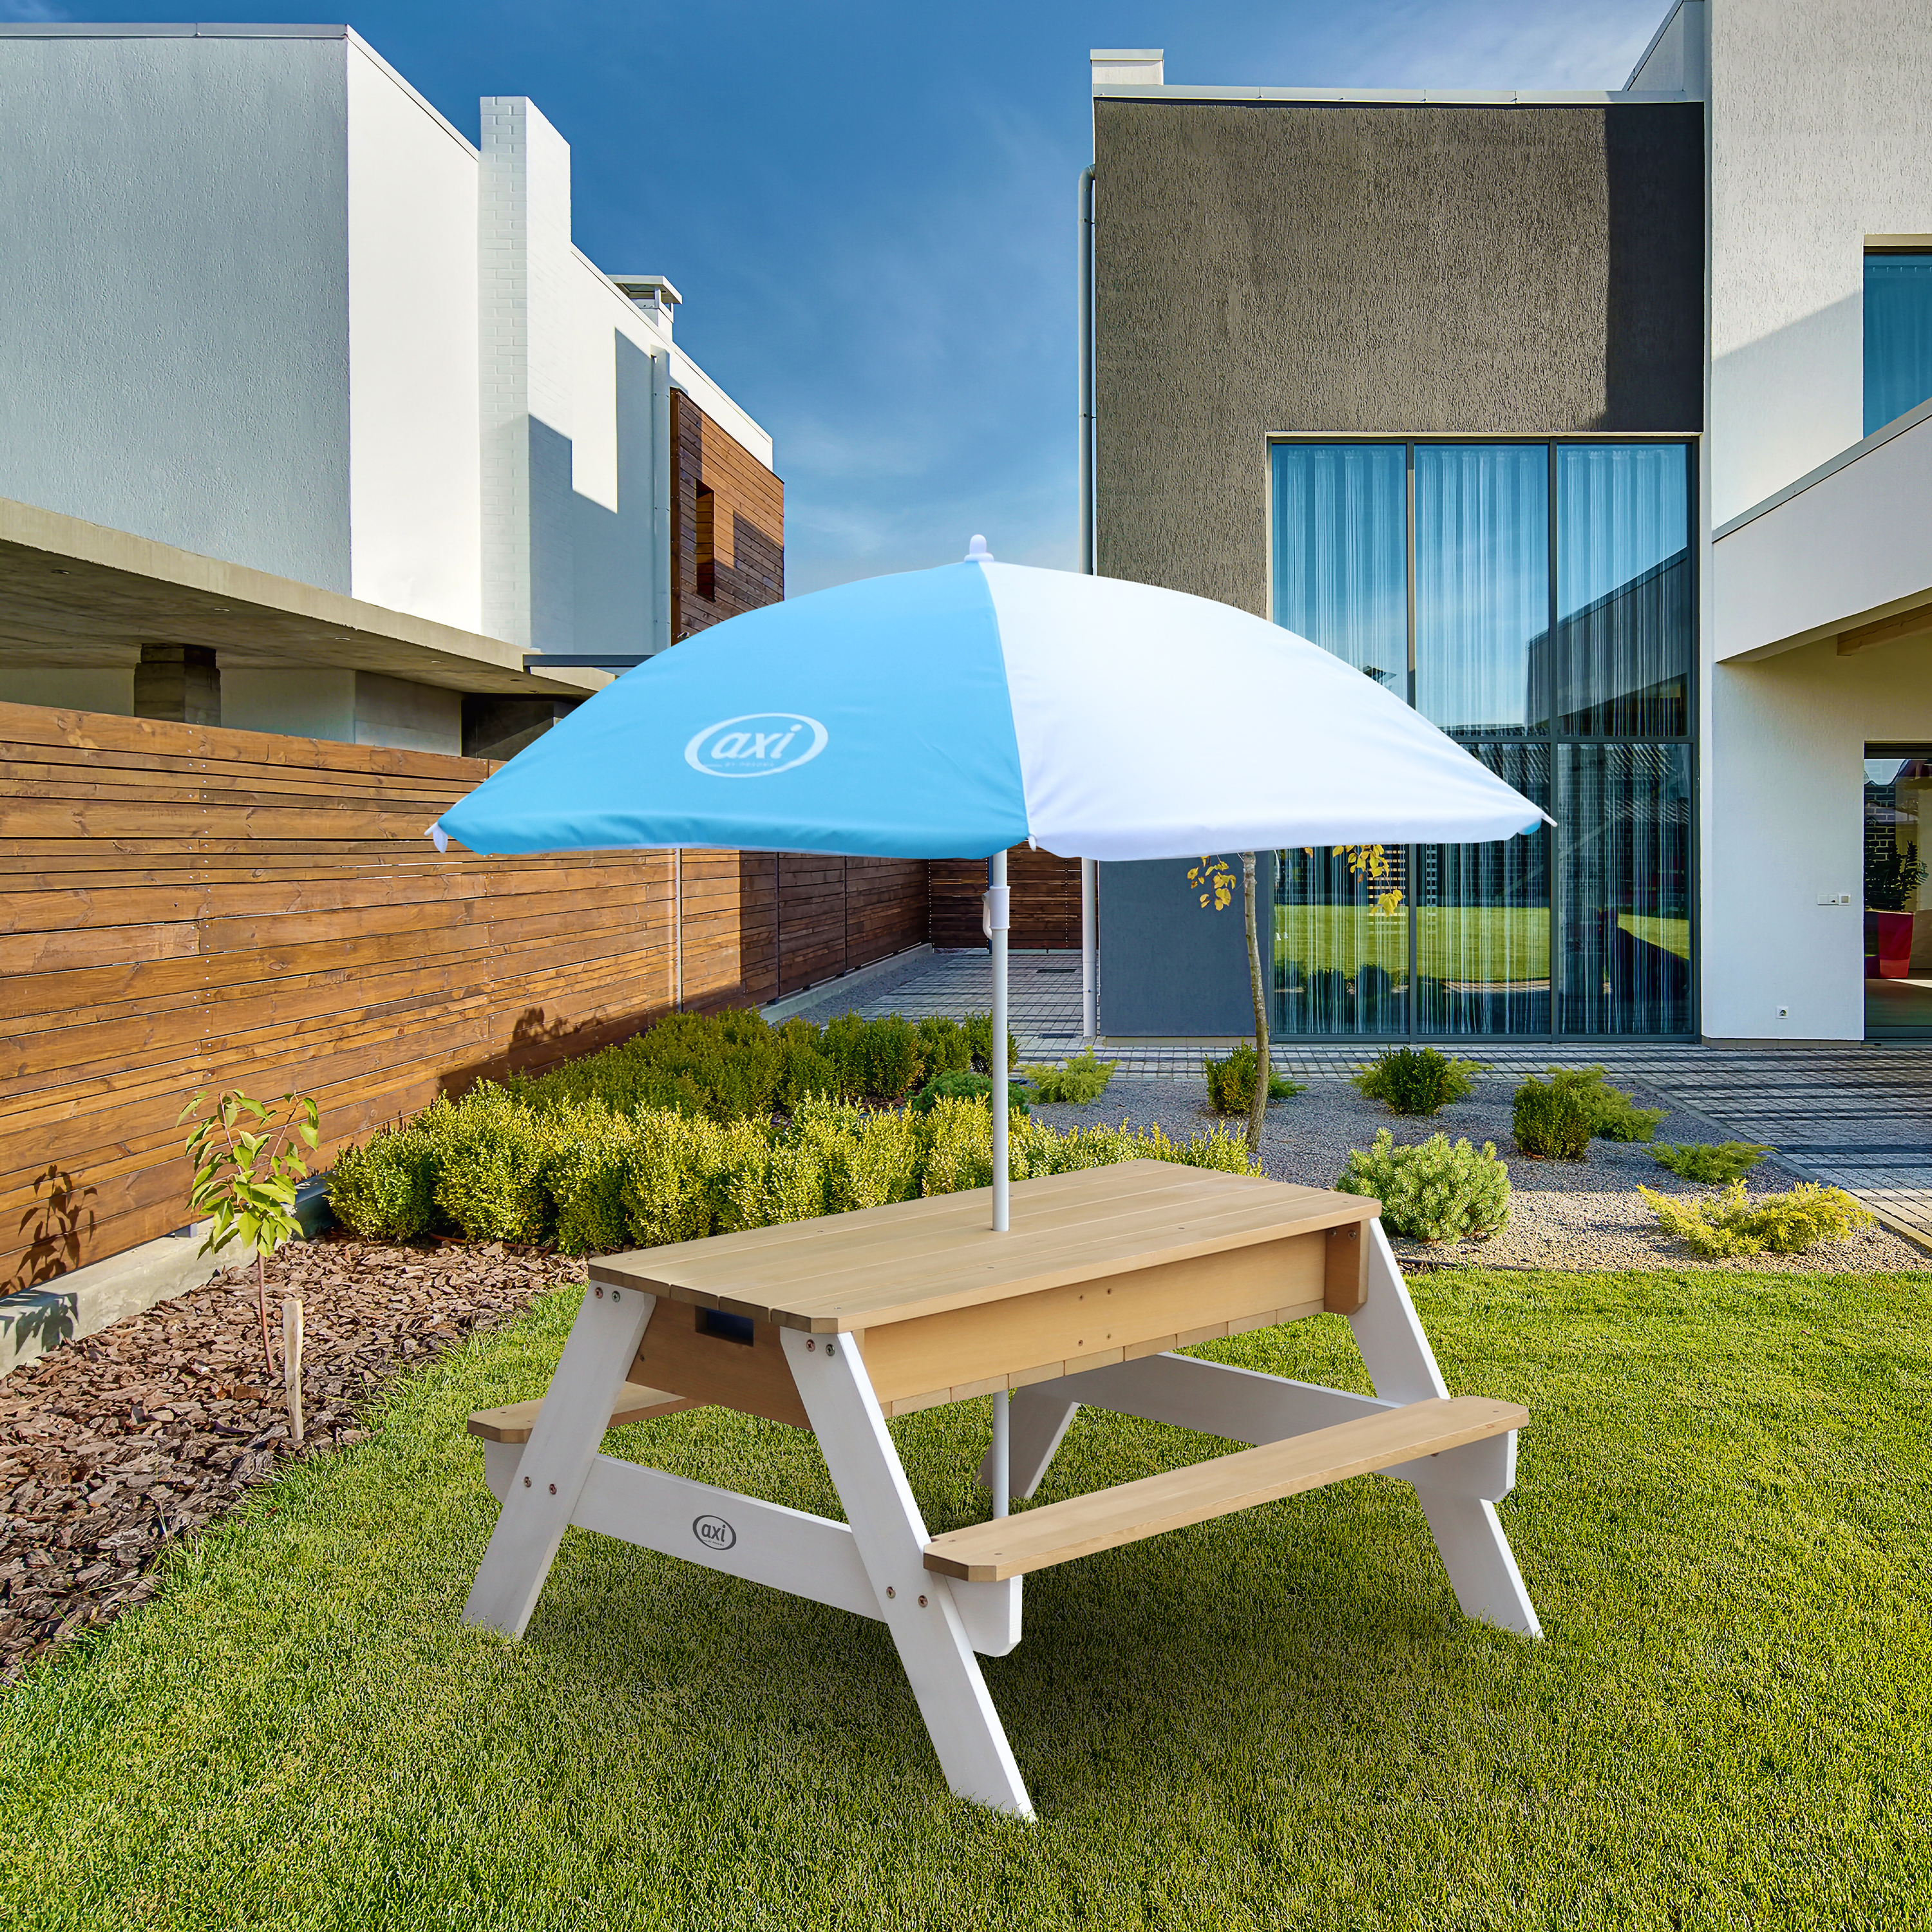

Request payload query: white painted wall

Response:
[346,36,482,633]
[1710,0,1932,525]
[1627,1,1705,96]
[1714,405,1932,660]
[1703,634,1932,1039]
[0,27,352,591]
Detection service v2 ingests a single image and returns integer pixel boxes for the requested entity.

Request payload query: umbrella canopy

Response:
[433,547,1546,864]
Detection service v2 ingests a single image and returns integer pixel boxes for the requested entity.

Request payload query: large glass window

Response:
[1269,438,1695,1039]
[1557,445,1691,737]
[1864,252,1932,437]
[1271,443,1407,698]
[1415,444,1548,735]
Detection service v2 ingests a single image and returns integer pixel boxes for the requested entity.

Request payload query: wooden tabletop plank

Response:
[591,1162,1379,1332]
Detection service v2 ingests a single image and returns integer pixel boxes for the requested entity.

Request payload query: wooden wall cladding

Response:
[670,393,785,643]
[928,848,1082,952]
[0,705,925,1285]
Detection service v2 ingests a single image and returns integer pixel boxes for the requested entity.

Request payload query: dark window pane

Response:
[1270,443,1407,699]
[1273,843,1408,1037]
[1558,743,1692,1036]
[1864,252,1932,435]
[1416,744,1550,1036]
[1415,444,1548,735]
[1557,445,1690,737]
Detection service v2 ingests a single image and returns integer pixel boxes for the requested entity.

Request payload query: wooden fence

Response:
[0,704,925,1285]
[929,848,1083,951]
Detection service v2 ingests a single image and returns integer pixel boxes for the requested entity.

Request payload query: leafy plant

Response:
[1021,1050,1119,1104]
[1648,1141,1774,1186]
[1352,1047,1480,1117]
[1639,1180,1875,1257]
[959,1011,1021,1078]
[180,1089,320,1375]
[1541,1066,1665,1142]
[1511,1077,1592,1160]
[909,1070,1031,1117]
[1867,840,1928,913]
[1334,1129,1510,1243]
[1204,1043,1303,1116]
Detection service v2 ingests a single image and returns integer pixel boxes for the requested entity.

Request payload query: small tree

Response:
[1188,854,1272,1153]
[180,1089,319,1376]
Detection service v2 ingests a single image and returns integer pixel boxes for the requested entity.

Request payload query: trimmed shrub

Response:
[960,1011,1021,1077]
[1511,1077,1593,1160]
[909,1070,1031,1117]
[1204,1043,1303,1115]
[1335,1129,1510,1242]
[1352,1047,1480,1117]
[1543,1066,1665,1142]
[1021,1050,1118,1105]
[1649,1141,1774,1185]
[324,1120,440,1240]
[1639,1179,1875,1257]
[914,1014,976,1081]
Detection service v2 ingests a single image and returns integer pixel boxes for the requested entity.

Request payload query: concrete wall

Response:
[1703,634,1932,1039]
[1709,0,1932,524]
[220,667,462,752]
[0,27,352,592]
[346,37,482,633]
[1092,99,1704,610]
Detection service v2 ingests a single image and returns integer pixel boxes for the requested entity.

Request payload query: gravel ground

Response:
[0,1236,582,1683]
[1028,1071,1929,1274]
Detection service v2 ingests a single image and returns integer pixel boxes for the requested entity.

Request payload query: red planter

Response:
[1868,908,1915,979]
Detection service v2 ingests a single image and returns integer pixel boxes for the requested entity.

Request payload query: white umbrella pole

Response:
[1080,857,1095,1039]
[989,848,1010,1233]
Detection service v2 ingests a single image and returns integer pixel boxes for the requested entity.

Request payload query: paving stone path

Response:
[777,950,1932,1253]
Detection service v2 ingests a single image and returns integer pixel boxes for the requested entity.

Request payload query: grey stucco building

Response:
[1087,7,1932,1046]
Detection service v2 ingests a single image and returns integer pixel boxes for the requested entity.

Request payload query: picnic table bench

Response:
[463,1159,1539,1819]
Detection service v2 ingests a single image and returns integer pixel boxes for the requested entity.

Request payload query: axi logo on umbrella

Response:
[684,712,828,779]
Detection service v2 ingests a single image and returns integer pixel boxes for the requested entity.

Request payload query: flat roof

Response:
[0,496,609,699]
[1093,84,1689,106]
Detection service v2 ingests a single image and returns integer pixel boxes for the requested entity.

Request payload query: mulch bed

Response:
[0,1235,585,1685]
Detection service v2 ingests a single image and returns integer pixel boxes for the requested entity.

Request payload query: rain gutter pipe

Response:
[1077,162,1097,1042]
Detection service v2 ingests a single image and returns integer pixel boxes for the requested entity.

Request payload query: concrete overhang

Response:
[1714,399,1932,665]
[0,495,611,699]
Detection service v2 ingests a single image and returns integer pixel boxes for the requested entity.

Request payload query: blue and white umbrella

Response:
[432,539,1546,1227]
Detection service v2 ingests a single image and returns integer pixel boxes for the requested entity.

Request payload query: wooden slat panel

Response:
[0,700,939,1283]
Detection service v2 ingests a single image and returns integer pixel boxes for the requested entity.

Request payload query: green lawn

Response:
[5,1267,1930,1929]
[1278,907,1551,983]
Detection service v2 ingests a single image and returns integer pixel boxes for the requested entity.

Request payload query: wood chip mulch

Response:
[0,1235,586,1685]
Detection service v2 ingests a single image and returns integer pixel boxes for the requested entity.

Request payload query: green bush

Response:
[1351,1047,1481,1117]
[1334,1128,1510,1242]
[1639,1179,1875,1257]
[1204,1043,1303,1115]
[1542,1066,1665,1142]
[909,1070,1031,1117]
[1649,1141,1774,1185]
[1511,1077,1593,1160]
[326,1080,1262,1256]
[960,1010,1021,1077]
[1021,1050,1118,1104]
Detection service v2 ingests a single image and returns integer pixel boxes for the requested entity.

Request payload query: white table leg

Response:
[978,1385,1079,1500]
[783,1328,1034,1819]
[1349,1220,1540,1637]
[464,1284,657,1638]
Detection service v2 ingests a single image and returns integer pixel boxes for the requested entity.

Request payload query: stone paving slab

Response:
[772,949,1932,1255]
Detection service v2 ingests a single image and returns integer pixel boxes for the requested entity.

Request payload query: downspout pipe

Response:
[1077,162,1098,1041]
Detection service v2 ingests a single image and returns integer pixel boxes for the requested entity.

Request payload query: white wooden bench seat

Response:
[922,1395,1528,1580]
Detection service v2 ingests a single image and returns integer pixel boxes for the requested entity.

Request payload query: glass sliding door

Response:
[1864,750,1932,1040]
[1416,744,1551,1036]
[1274,842,1409,1037]
[1414,444,1548,735]
[1558,743,1692,1035]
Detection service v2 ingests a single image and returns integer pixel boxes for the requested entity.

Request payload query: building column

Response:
[133,644,220,726]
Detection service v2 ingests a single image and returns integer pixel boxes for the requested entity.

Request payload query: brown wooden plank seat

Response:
[921,1395,1528,1582]
[466,1382,693,1443]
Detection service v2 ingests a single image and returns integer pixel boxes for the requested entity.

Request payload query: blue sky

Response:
[10,0,1674,592]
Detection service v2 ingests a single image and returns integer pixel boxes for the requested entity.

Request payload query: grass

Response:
[4,1266,1931,1928]
[1276,908,1551,984]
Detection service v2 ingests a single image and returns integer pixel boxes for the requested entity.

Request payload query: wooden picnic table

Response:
[462,1159,1539,1819]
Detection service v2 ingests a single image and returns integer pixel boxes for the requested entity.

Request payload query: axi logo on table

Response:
[685,712,828,778]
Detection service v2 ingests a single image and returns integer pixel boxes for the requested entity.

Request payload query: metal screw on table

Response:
[918,1595,928,1607]
[826,1342,837,1358]
[612,1291,621,1301]
[886,1586,895,1598]
[548,1483,556,1494]
[522,1476,530,1487]
[806,1340,815,1351]
[594,1285,603,1298]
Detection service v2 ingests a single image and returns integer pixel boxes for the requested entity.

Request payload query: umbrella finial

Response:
[964,534,993,562]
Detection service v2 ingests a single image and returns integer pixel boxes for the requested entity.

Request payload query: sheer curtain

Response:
[1557,445,1690,738]
[1415,445,1548,735]
[1864,253,1932,436]
[1271,444,1406,696]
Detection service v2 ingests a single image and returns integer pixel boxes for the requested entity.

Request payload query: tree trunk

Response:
[255,1253,276,1379]
[1240,851,1271,1157]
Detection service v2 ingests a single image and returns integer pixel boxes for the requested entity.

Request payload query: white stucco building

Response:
[0,21,779,757]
